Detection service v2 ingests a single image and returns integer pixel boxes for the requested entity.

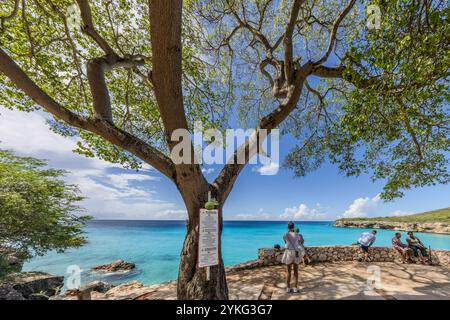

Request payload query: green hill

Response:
[337,207,450,223]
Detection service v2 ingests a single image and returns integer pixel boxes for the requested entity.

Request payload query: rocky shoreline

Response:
[51,246,450,300]
[0,272,64,300]
[2,246,450,300]
[333,220,450,234]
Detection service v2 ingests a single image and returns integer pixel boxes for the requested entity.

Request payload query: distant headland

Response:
[334,207,450,234]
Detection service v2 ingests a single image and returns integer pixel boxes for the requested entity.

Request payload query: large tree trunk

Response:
[149,0,228,299]
[177,194,228,300]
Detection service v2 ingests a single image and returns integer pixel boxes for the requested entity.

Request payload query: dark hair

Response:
[287,221,295,230]
[395,232,401,236]
[295,228,299,233]
[372,230,377,234]
[274,244,281,250]
[407,231,413,235]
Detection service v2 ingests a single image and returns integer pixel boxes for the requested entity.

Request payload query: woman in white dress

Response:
[281,221,305,293]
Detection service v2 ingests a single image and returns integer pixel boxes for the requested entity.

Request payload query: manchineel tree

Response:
[0,149,91,276]
[0,0,448,299]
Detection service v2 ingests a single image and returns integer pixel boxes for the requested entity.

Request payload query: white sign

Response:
[198,209,219,268]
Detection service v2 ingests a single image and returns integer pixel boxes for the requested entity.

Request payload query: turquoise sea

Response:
[24,220,450,286]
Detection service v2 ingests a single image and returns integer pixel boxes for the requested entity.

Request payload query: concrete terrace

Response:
[230,262,450,300]
[88,262,450,300]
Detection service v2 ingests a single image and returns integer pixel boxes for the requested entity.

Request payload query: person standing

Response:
[357,230,377,262]
[281,221,304,293]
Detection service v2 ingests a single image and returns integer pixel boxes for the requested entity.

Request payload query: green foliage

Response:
[285,0,449,199]
[0,0,448,202]
[0,0,230,167]
[337,207,450,223]
[0,254,14,279]
[204,198,219,210]
[0,149,91,258]
[327,0,450,200]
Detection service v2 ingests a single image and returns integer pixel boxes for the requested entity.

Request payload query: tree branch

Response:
[76,0,117,56]
[0,47,176,180]
[149,0,189,144]
[149,0,207,201]
[313,0,356,66]
[87,54,146,121]
[87,57,112,121]
[214,62,313,201]
[311,65,346,78]
[284,0,304,84]
[0,0,20,28]
[0,48,89,128]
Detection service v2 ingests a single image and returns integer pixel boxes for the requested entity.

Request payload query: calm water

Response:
[24,220,450,286]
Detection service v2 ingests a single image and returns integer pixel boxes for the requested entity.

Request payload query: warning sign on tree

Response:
[198,209,219,268]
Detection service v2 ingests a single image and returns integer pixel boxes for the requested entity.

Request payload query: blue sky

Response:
[1,108,449,221]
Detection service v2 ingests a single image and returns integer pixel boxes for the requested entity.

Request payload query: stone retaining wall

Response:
[259,246,450,266]
[226,246,450,272]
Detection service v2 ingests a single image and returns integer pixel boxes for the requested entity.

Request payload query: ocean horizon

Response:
[24,220,450,287]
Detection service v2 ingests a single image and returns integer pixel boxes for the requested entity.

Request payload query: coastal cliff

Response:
[333,220,450,234]
[334,207,450,234]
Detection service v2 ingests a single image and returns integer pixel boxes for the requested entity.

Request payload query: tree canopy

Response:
[1,0,447,200]
[0,0,448,299]
[0,149,91,258]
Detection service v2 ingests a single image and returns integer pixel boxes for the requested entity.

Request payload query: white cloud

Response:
[232,208,271,220]
[343,194,381,218]
[342,194,414,218]
[106,173,160,189]
[153,209,188,220]
[252,161,279,175]
[0,109,185,220]
[280,203,330,221]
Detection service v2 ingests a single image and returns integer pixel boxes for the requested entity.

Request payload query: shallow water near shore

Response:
[23,220,450,286]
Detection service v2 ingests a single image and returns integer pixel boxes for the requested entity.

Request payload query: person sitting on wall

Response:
[406,231,429,264]
[357,230,377,262]
[392,232,414,263]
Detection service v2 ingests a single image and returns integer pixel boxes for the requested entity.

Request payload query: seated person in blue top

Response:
[357,230,377,262]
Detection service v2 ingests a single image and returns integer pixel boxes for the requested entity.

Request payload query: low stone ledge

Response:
[226,260,262,272]
[225,246,450,272]
[258,246,450,267]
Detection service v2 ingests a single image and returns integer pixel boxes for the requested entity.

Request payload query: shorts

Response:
[359,244,370,253]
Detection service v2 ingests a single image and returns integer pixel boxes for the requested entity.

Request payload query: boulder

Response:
[62,280,116,300]
[0,283,26,300]
[92,259,136,272]
[86,280,115,293]
[1,272,64,300]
